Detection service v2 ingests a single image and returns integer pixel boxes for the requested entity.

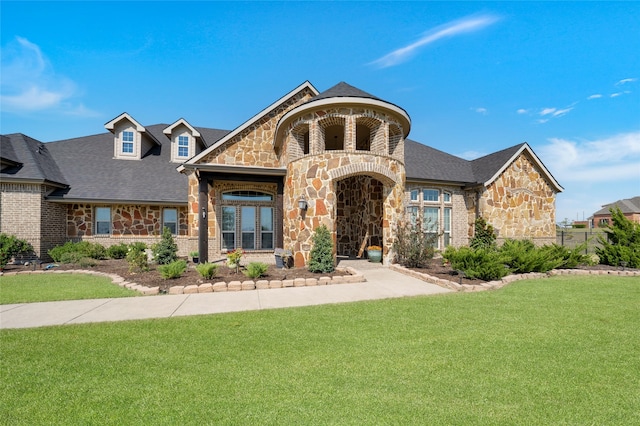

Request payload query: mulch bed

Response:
[3,259,351,292]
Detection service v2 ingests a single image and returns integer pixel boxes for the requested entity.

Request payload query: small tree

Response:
[470,217,497,250]
[308,224,335,273]
[393,216,439,268]
[596,207,640,268]
[153,227,178,265]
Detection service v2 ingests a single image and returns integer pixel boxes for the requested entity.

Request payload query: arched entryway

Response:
[335,175,384,257]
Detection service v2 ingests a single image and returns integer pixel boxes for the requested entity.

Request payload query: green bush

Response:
[126,245,149,272]
[443,246,510,281]
[244,262,269,279]
[158,259,187,279]
[308,225,335,273]
[392,217,438,268]
[106,243,129,259]
[541,242,592,269]
[152,227,178,265]
[48,241,106,263]
[0,233,34,268]
[196,262,219,280]
[596,207,640,268]
[499,239,563,274]
[470,217,497,250]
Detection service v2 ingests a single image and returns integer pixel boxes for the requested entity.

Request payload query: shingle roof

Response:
[194,127,231,148]
[309,81,382,102]
[594,196,640,215]
[470,143,525,184]
[404,139,475,183]
[0,133,67,185]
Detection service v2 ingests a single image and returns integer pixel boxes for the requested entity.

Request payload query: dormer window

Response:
[122,131,134,153]
[178,135,189,158]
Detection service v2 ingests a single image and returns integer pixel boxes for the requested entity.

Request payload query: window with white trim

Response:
[95,207,111,235]
[122,131,134,153]
[177,135,189,158]
[163,208,178,234]
[221,191,275,250]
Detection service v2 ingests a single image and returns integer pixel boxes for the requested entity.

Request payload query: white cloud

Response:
[616,78,637,86]
[458,150,487,160]
[517,108,529,114]
[587,94,602,100]
[370,14,499,68]
[540,107,556,116]
[536,131,640,183]
[0,36,97,115]
[610,91,631,98]
[474,107,488,115]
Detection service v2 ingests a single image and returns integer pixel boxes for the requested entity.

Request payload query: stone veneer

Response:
[479,153,557,244]
[284,152,405,266]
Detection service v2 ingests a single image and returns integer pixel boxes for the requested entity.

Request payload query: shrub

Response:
[0,233,34,269]
[152,227,178,265]
[499,239,563,274]
[48,241,106,263]
[392,217,438,268]
[541,242,592,269]
[126,245,149,272]
[106,243,129,259]
[196,262,219,279]
[443,246,510,281]
[244,262,269,279]
[596,207,640,268]
[308,224,335,273]
[158,259,187,279]
[78,257,98,268]
[470,217,497,250]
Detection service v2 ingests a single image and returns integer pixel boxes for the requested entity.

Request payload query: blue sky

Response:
[1,1,639,223]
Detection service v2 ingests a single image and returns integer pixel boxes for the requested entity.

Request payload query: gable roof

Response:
[104,112,162,146]
[163,118,201,138]
[0,133,67,186]
[405,141,563,192]
[594,196,640,215]
[181,81,319,169]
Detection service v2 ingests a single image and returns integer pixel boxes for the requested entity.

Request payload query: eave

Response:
[178,163,287,177]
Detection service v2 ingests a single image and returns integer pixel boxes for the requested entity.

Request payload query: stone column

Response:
[198,176,209,263]
[276,179,284,249]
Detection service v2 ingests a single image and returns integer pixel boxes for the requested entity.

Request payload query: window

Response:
[443,207,452,247]
[163,209,178,234]
[443,192,451,203]
[423,207,439,247]
[122,131,134,153]
[423,189,439,202]
[221,191,274,251]
[178,135,189,157]
[410,189,419,202]
[95,207,111,235]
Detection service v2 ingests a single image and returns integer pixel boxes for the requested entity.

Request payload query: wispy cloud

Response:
[587,94,602,100]
[370,14,499,68]
[473,107,488,115]
[458,150,487,160]
[537,131,640,183]
[537,105,574,121]
[610,91,631,98]
[616,78,637,86]
[516,108,529,114]
[0,36,98,116]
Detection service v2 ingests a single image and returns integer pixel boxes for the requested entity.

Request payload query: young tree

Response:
[153,227,178,265]
[308,224,335,273]
[596,207,640,268]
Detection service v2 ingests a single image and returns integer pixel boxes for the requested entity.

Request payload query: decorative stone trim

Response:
[389,264,640,292]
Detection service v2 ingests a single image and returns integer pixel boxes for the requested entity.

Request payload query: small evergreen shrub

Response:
[470,217,497,250]
[443,246,510,281]
[158,259,187,279]
[106,243,129,259]
[48,241,106,263]
[78,257,98,268]
[126,245,149,272]
[244,262,269,279]
[196,262,219,279]
[596,207,640,268]
[393,217,439,268]
[0,233,34,268]
[499,239,563,274]
[308,224,335,273]
[152,227,178,265]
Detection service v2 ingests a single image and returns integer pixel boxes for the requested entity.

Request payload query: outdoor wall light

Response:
[201,207,206,219]
[298,195,308,212]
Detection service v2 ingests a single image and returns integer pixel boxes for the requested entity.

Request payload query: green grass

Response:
[1,275,639,424]
[0,273,138,304]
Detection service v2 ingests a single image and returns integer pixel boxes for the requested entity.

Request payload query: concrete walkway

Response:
[0,260,451,329]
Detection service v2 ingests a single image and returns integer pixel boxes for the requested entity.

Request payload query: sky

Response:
[1,1,639,223]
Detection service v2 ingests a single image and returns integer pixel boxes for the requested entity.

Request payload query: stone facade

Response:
[478,153,557,244]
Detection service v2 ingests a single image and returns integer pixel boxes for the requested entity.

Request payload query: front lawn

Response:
[1,275,639,424]
[0,273,138,304]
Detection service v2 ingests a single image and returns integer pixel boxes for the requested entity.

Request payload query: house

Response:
[590,196,640,228]
[1,81,563,265]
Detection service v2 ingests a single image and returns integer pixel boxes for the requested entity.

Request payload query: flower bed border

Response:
[1,267,364,296]
[389,264,640,292]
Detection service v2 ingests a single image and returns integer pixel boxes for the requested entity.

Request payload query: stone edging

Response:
[0,267,365,296]
[389,264,640,292]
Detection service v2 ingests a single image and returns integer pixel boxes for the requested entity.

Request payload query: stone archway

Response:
[335,175,384,257]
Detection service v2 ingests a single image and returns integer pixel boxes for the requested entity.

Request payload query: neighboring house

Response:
[591,196,640,228]
[1,81,563,264]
